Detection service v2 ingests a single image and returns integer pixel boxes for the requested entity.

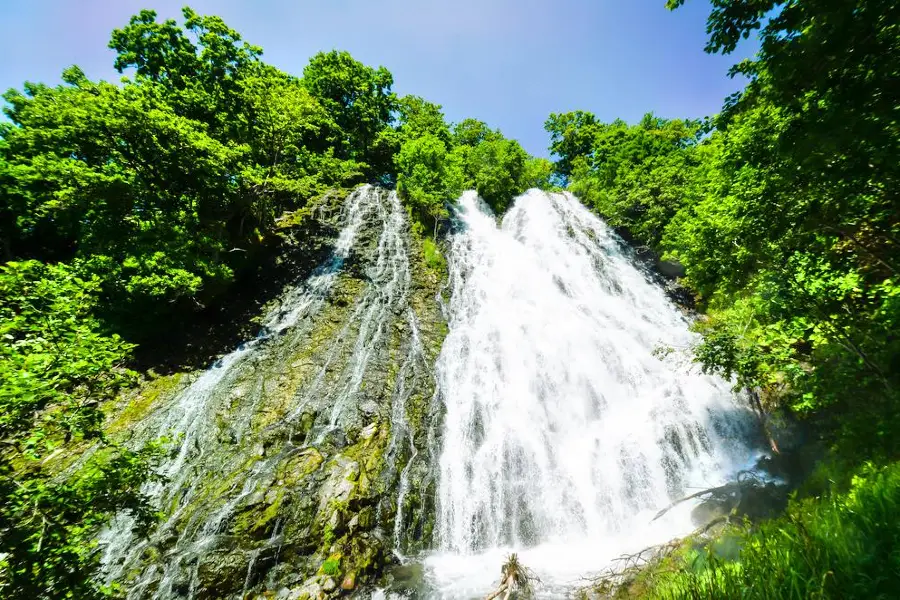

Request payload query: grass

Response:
[635,461,900,600]
[422,236,446,273]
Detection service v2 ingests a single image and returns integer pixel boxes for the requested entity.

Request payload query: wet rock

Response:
[385,562,426,594]
[346,514,360,534]
[284,576,326,600]
[320,428,348,449]
[341,571,357,590]
[196,549,251,598]
[656,258,685,278]
[268,562,304,588]
[359,422,378,440]
[359,400,381,416]
[691,497,732,526]
[357,506,375,530]
[252,442,267,457]
[317,457,359,512]
[108,191,451,599]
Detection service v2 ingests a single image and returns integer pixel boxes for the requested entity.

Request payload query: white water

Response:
[98,185,759,599]
[100,186,425,598]
[424,190,757,598]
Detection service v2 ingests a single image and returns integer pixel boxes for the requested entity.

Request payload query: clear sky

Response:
[0,0,755,157]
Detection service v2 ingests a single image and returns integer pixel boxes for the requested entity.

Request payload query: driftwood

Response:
[483,554,539,600]
[577,537,684,598]
[651,481,741,522]
[651,470,767,522]
[579,515,734,597]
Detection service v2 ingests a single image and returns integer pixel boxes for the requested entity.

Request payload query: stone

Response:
[357,506,375,530]
[656,258,685,278]
[359,400,380,416]
[341,572,357,591]
[285,577,324,600]
[359,422,378,440]
[327,508,342,532]
[321,577,337,592]
[346,514,360,534]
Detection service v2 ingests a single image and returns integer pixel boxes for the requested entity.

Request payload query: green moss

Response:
[319,553,342,577]
[276,188,350,230]
[422,237,446,274]
[107,372,186,434]
[322,522,337,549]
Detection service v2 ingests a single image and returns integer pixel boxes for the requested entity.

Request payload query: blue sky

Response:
[0,0,755,157]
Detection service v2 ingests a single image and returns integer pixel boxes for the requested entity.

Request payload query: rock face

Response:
[101,187,448,599]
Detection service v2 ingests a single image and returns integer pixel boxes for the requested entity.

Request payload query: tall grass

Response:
[640,462,900,600]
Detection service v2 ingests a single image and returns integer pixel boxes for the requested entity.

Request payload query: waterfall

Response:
[424,190,757,597]
[99,186,435,599]
[98,185,758,600]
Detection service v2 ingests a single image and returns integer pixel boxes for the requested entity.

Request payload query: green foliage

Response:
[545,110,599,178]
[395,134,466,224]
[395,95,452,145]
[422,237,447,273]
[0,261,162,599]
[1,9,372,339]
[465,138,530,214]
[0,261,134,448]
[639,461,900,599]
[394,111,551,225]
[667,0,900,458]
[523,157,555,191]
[319,553,342,577]
[545,112,705,248]
[2,76,242,323]
[451,118,503,147]
[301,49,396,173]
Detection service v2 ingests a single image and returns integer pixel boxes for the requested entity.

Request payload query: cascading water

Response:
[99,186,441,599]
[423,190,758,597]
[98,184,758,600]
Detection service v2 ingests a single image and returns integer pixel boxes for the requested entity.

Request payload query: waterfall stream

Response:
[100,186,435,599]
[422,190,757,598]
[98,186,758,600]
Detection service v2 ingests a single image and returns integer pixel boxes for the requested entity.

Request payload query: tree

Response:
[395,134,466,224]
[302,50,396,173]
[545,110,599,179]
[109,7,263,135]
[660,0,900,454]
[451,118,502,148]
[1,74,243,331]
[0,261,160,599]
[547,112,705,248]
[465,138,529,214]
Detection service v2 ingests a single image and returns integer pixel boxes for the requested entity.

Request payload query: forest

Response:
[1,0,898,598]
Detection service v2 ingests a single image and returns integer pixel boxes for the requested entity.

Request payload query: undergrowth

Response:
[636,461,900,600]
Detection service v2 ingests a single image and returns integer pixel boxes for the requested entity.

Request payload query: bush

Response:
[640,461,900,600]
